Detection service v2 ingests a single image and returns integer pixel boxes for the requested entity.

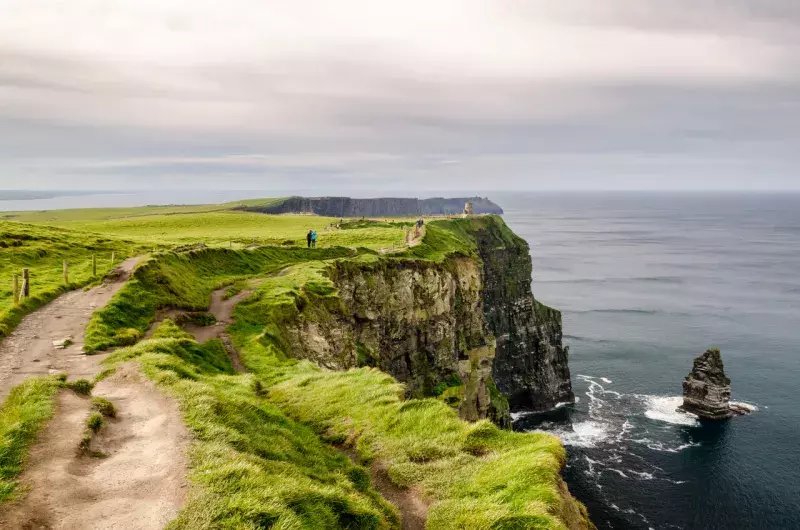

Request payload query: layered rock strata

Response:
[678,347,748,419]
[278,216,574,426]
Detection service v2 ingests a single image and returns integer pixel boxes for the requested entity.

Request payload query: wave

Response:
[642,396,700,427]
[730,401,759,412]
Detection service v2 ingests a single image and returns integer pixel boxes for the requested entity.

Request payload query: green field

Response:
[0,221,151,337]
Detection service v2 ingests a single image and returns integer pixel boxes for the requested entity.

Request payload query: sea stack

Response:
[678,347,747,419]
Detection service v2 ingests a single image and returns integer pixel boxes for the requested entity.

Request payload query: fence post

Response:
[92,254,97,276]
[22,268,30,298]
[111,251,115,264]
[63,260,69,285]
[12,275,19,305]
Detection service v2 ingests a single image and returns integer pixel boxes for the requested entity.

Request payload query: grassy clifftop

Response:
[78,215,590,528]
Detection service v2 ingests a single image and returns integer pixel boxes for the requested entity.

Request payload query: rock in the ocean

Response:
[678,347,746,419]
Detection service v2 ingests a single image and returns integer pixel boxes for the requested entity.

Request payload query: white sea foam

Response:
[730,401,758,412]
[643,396,700,426]
[552,421,610,448]
[601,377,613,384]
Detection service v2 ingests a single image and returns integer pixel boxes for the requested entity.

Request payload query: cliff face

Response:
[278,216,573,424]
[472,221,575,411]
[238,196,503,217]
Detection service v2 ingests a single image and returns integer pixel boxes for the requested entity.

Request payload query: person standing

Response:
[311,230,317,248]
[306,230,313,248]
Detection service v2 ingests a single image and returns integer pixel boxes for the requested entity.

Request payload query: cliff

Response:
[235,196,504,217]
[277,215,573,425]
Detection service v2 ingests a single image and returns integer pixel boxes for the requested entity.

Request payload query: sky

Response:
[1,0,799,192]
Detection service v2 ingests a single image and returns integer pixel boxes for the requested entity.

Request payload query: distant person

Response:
[306,230,312,248]
[311,230,317,248]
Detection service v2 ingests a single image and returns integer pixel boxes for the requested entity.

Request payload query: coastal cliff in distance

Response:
[235,196,504,217]
[277,215,573,425]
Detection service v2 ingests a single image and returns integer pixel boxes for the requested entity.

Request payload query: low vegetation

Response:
[228,258,577,528]
[0,376,62,502]
[83,246,355,352]
[0,221,149,338]
[102,323,399,528]
[14,210,408,250]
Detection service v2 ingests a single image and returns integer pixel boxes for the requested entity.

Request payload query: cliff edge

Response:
[277,215,574,425]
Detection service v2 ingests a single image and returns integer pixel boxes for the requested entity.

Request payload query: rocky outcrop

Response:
[678,347,748,419]
[237,196,504,217]
[278,216,574,425]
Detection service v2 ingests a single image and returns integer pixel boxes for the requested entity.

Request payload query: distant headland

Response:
[233,196,504,217]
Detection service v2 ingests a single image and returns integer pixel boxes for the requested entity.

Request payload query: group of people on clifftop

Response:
[306,230,317,248]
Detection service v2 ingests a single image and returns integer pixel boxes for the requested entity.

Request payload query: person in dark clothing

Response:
[306,230,313,248]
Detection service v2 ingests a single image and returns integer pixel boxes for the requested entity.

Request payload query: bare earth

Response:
[0,257,143,401]
[0,364,190,529]
[341,448,428,530]
[144,287,252,372]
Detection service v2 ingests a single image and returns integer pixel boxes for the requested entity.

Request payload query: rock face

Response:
[679,348,745,419]
[473,220,575,411]
[237,196,504,217]
[277,216,574,426]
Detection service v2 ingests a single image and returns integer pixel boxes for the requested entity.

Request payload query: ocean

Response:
[498,192,800,529]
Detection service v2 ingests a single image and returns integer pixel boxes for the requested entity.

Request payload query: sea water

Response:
[498,192,800,529]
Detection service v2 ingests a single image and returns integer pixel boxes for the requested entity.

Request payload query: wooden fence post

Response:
[63,260,69,285]
[111,251,115,264]
[92,254,97,276]
[12,274,19,305]
[22,268,30,298]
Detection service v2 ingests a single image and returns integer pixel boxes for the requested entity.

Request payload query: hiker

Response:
[311,230,317,248]
[306,230,312,248]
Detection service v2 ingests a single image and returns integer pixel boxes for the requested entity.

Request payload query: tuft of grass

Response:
[0,376,62,503]
[64,379,94,396]
[102,334,399,528]
[85,411,104,433]
[90,397,117,418]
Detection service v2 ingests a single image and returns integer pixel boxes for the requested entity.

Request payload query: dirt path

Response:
[0,257,143,402]
[144,288,252,372]
[0,364,190,529]
[341,449,428,530]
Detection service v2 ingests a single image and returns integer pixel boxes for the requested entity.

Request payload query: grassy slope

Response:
[102,324,398,529]
[83,246,357,352]
[229,258,575,529]
[0,376,63,503]
[0,221,150,337]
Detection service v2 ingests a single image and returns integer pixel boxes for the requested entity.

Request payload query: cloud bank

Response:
[1,0,799,191]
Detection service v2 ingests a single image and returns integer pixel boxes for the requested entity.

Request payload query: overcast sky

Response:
[1,1,799,192]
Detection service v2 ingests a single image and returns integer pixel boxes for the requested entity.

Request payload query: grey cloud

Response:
[0,0,799,191]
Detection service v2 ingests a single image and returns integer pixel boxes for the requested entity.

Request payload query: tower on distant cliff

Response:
[463,200,474,217]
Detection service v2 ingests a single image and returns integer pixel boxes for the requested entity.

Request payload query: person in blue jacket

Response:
[311,230,317,248]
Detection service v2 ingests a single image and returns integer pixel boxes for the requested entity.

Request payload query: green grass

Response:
[226,259,579,529]
[15,211,408,250]
[0,376,63,503]
[90,397,117,418]
[102,323,399,529]
[83,246,356,353]
[0,221,150,338]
